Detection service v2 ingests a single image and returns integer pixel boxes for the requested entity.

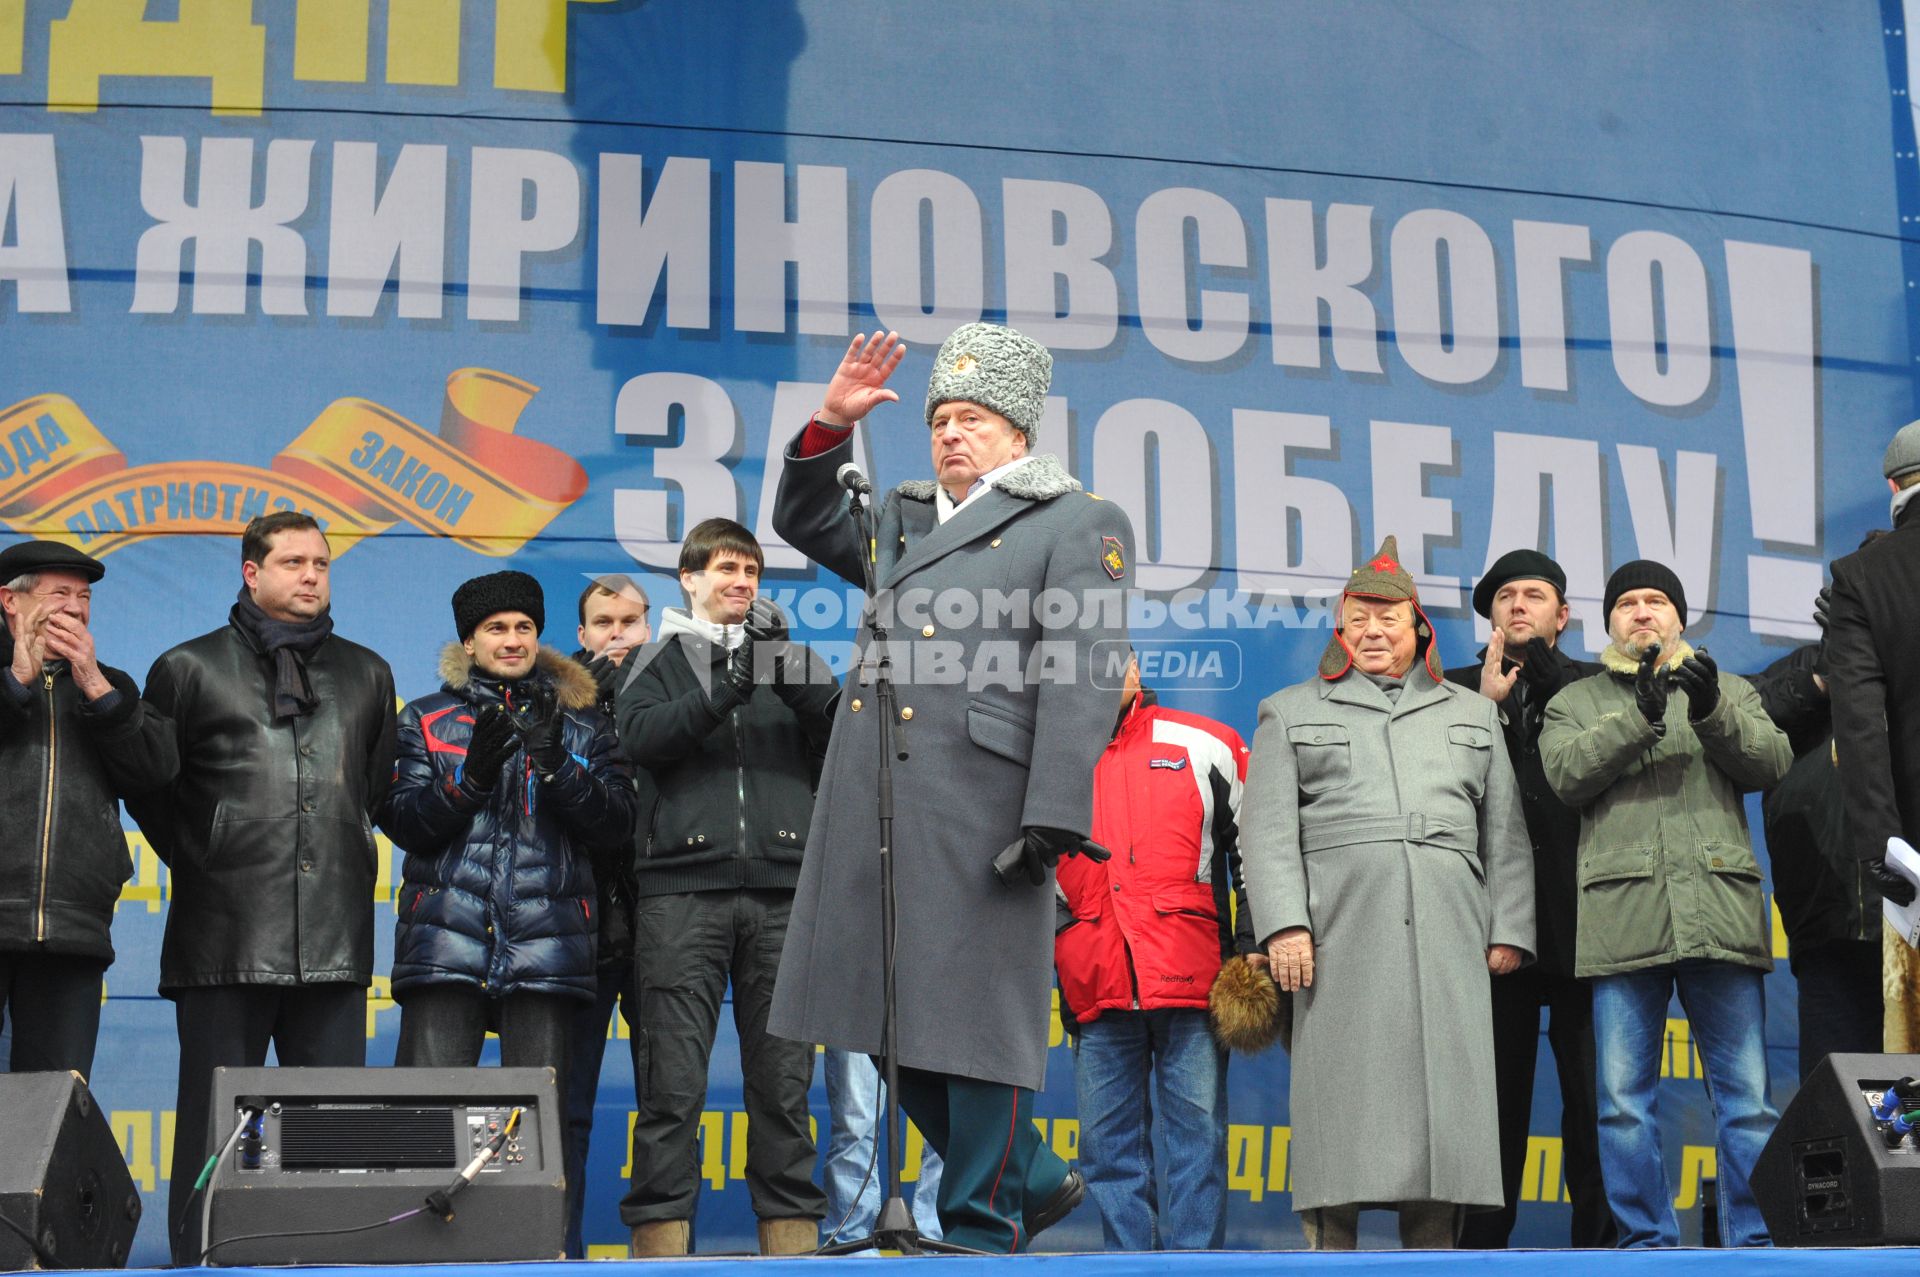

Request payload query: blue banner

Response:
[0,0,1910,1258]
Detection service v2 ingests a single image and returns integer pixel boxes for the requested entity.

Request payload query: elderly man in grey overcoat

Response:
[768,324,1132,1253]
[1241,537,1534,1250]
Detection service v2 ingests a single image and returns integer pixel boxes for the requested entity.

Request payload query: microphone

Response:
[836,463,873,495]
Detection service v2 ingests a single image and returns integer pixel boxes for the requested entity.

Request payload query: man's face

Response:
[1491,578,1569,651]
[929,400,1027,494]
[242,527,331,622]
[0,569,93,647]
[1342,597,1418,678]
[466,611,539,679]
[1122,653,1142,706]
[578,588,650,665]
[682,551,759,626]
[1608,588,1683,657]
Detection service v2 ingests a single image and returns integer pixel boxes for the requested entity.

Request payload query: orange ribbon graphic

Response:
[0,369,586,558]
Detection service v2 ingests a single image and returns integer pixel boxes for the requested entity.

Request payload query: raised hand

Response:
[1672,651,1720,721]
[1634,644,1669,730]
[1478,627,1519,704]
[819,332,907,426]
[40,612,111,699]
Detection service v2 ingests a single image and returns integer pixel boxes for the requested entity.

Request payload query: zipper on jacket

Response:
[733,708,748,863]
[36,671,55,943]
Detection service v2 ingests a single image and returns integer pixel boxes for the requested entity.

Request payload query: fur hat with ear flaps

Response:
[1318,535,1444,682]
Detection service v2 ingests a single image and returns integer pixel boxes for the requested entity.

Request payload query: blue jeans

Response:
[823,1049,943,1246]
[1072,1008,1228,1250]
[1592,962,1780,1248]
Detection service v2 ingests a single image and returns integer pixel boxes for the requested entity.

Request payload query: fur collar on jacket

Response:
[894,453,1080,504]
[1600,637,1694,676]
[437,642,599,710]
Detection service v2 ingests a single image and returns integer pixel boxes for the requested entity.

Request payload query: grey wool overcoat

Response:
[1239,662,1534,1211]
[767,428,1134,1090]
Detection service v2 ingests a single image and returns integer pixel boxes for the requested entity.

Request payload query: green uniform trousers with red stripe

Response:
[894,1064,1071,1253]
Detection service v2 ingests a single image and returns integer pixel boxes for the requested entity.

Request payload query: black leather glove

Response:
[1672,651,1720,721]
[711,642,755,714]
[508,681,568,777]
[744,597,792,684]
[583,653,621,712]
[1868,858,1919,908]
[460,704,519,797]
[1634,644,1669,732]
[993,826,1114,888]
[1814,583,1832,677]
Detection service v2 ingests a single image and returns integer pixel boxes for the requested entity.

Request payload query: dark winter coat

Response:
[1444,641,1600,979]
[1828,500,1920,867]
[380,646,638,1003]
[571,646,651,969]
[130,620,396,994]
[1751,643,1877,963]
[0,657,178,962]
[616,613,836,897]
[769,433,1134,1091]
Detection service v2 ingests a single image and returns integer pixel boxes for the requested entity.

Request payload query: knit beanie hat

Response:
[1319,535,1443,681]
[1885,418,1920,482]
[453,570,545,639]
[1471,548,1566,619]
[924,322,1052,445]
[1602,560,1686,627]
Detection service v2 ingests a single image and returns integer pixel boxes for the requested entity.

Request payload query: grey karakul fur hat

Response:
[924,322,1052,444]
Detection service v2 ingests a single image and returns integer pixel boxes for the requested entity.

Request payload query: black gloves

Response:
[1672,651,1720,722]
[1868,858,1919,908]
[745,598,801,689]
[1814,583,1832,677]
[583,654,621,713]
[509,682,569,778]
[461,704,519,798]
[710,642,755,714]
[993,826,1114,888]
[1634,644,1669,733]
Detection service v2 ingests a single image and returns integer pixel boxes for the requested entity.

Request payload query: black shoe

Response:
[1026,1167,1087,1242]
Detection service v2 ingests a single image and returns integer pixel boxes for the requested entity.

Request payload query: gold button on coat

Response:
[900,707,914,721]
[850,699,863,712]
[922,625,936,637]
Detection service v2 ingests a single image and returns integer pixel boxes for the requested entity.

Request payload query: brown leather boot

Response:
[757,1217,817,1256]
[628,1219,690,1258]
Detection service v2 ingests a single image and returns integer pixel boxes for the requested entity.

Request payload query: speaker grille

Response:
[277,1107,458,1169]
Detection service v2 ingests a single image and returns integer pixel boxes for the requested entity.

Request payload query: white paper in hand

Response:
[1883,837,1920,949]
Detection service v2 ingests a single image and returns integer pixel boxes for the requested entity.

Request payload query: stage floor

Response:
[151,1248,1920,1274]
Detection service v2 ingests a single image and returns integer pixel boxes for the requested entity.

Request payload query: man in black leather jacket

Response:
[129,512,396,1264]
[616,519,834,1257]
[0,540,177,1081]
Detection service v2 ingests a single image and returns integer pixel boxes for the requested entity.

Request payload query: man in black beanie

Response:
[379,568,637,1239]
[1540,559,1790,1247]
[1443,549,1612,1248]
[129,512,396,1263]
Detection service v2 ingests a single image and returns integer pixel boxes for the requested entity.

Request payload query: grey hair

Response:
[2,573,36,594]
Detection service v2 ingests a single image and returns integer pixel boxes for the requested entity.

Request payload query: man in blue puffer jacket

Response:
[379,570,638,1197]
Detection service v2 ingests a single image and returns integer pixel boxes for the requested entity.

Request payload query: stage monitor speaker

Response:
[200,1066,564,1266]
[0,1071,141,1270]
[1753,1051,1920,1245]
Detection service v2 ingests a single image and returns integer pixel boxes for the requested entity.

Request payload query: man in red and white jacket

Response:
[1055,653,1253,1251]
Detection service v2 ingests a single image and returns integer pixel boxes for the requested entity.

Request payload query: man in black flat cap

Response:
[1443,550,1612,1247]
[0,540,178,1081]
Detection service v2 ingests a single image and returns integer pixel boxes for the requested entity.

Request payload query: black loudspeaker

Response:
[199,1067,564,1266]
[0,1072,141,1270]
[1753,1052,1920,1245]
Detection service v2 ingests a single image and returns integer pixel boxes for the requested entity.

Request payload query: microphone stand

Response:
[816,480,984,1258]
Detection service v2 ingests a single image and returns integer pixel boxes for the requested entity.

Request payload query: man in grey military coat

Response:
[768,324,1132,1253]
[1241,537,1534,1250]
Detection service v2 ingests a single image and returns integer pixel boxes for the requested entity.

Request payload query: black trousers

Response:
[619,889,826,1227]
[0,951,107,1080]
[168,983,367,1264]
[1458,965,1616,1249]
[1794,938,1884,1082]
[564,962,638,1256]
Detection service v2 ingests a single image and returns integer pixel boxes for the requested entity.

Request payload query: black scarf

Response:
[229,586,334,720]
